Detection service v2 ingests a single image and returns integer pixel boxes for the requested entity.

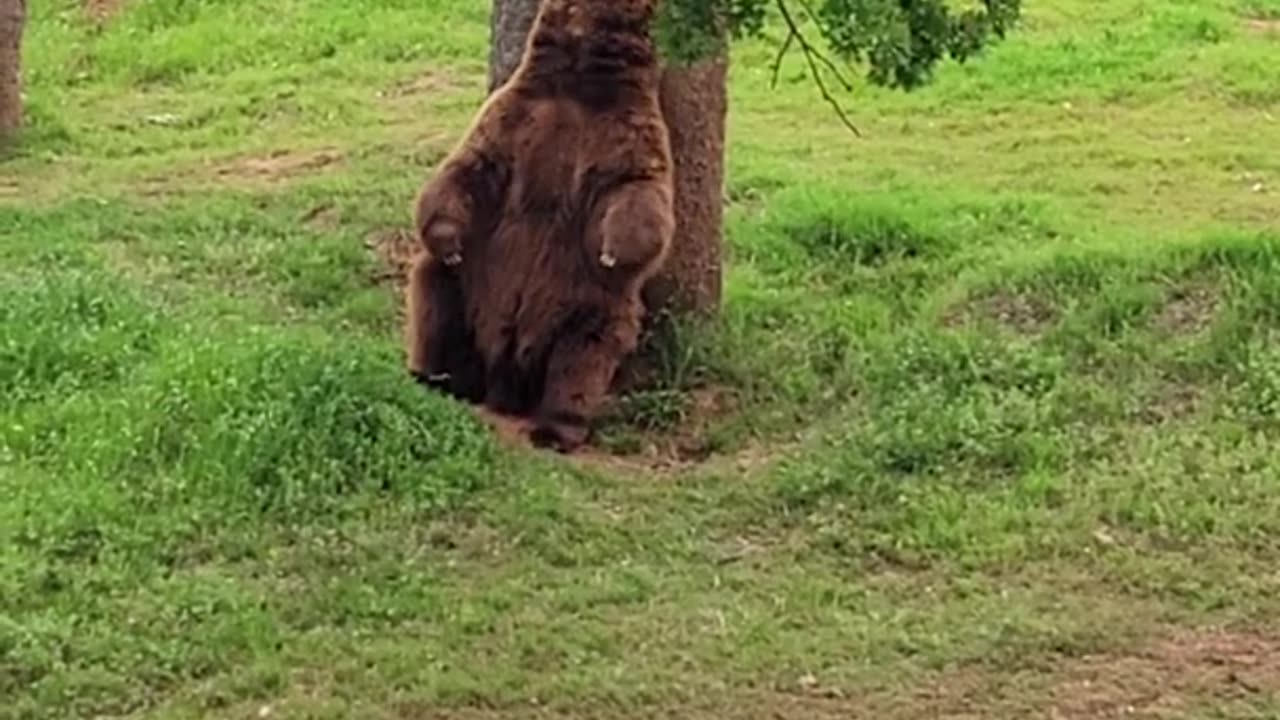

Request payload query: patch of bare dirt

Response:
[1139,382,1201,424]
[126,150,345,197]
[1043,627,1280,719]
[649,384,740,462]
[1154,285,1219,336]
[945,290,1057,336]
[367,226,418,289]
[1243,17,1280,35]
[84,0,126,21]
[571,384,746,476]
[214,148,343,184]
[399,627,1280,720]
[453,387,754,476]
[301,203,342,231]
[133,174,190,198]
[384,68,472,100]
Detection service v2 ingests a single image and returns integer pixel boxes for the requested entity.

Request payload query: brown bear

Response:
[403,0,676,453]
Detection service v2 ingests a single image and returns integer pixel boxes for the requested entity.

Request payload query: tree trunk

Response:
[650,58,725,317]
[486,0,725,319]
[0,0,24,136]
[488,0,540,94]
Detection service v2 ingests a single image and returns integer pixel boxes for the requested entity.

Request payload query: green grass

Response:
[5,1,1280,718]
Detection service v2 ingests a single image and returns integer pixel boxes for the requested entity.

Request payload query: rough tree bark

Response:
[488,0,540,94]
[652,59,725,317]
[487,0,726,318]
[0,0,24,136]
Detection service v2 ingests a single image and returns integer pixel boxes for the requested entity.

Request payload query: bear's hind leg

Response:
[404,254,485,403]
[531,308,639,453]
[483,343,542,417]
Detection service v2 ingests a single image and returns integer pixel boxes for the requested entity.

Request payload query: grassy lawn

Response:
[4,0,1280,718]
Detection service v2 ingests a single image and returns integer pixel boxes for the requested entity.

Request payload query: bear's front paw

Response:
[596,226,663,273]
[424,219,464,267]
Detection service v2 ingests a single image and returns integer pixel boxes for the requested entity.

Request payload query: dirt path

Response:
[84,0,125,21]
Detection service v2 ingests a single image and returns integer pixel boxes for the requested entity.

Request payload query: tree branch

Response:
[774,0,861,136]
[769,26,796,89]
[792,0,854,91]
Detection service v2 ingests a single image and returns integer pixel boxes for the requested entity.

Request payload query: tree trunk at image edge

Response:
[488,0,726,320]
[0,0,24,136]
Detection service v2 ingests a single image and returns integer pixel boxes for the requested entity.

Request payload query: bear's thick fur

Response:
[404,0,675,452]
